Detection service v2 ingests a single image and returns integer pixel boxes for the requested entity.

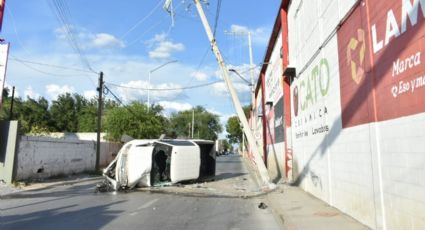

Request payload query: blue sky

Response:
[1,0,281,131]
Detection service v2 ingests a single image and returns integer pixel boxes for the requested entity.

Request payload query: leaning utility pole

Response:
[193,0,273,188]
[96,72,104,172]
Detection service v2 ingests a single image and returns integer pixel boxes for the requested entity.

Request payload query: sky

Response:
[1,0,281,135]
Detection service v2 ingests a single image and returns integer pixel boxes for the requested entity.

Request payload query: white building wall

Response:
[286,0,425,229]
[264,29,286,181]
[378,114,425,229]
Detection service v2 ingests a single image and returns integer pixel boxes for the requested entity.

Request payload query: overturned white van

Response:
[102,139,216,190]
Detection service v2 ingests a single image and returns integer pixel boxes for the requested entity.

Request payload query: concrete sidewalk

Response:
[241,156,370,230]
[265,183,370,230]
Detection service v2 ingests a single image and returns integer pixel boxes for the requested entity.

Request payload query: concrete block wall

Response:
[378,114,425,229]
[286,0,425,229]
[0,121,19,184]
[15,136,96,180]
[14,134,121,181]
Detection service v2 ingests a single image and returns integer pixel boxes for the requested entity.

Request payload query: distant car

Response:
[103,139,216,191]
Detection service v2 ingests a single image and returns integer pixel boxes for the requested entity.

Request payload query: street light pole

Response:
[147,60,178,111]
[192,108,194,139]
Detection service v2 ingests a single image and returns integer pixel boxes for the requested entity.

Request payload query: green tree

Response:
[103,102,167,141]
[50,93,79,132]
[168,106,222,141]
[18,97,53,133]
[225,105,251,144]
[77,98,98,132]
[226,116,242,144]
[0,88,12,120]
[221,139,231,151]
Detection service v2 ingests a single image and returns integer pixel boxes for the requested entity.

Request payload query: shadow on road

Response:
[1,200,125,230]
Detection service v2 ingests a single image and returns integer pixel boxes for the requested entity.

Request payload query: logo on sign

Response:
[347,29,366,84]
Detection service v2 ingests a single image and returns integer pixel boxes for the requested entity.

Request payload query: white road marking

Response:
[137,198,159,210]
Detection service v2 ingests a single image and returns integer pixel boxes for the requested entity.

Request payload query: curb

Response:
[135,185,273,199]
[0,176,102,198]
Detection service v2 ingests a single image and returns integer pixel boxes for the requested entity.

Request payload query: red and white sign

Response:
[338,0,425,128]
[0,42,9,108]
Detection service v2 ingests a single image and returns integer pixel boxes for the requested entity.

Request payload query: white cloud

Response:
[45,84,75,100]
[83,90,97,99]
[190,71,209,81]
[147,33,185,60]
[158,101,192,112]
[55,26,125,50]
[229,24,270,46]
[211,82,250,96]
[24,86,40,99]
[92,33,125,49]
[149,41,184,60]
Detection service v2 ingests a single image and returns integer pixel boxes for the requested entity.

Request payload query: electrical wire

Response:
[9,56,96,74]
[9,56,98,87]
[105,80,222,91]
[213,0,222,36]
[49,0,98,74]
[5,5,32,57]
[103,85,124,106]
[120,0,163,40]
[6,3,97,86]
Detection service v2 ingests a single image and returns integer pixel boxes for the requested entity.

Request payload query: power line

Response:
[5,5,32,57]
[49,0,97,74]
[103,85,124,106]
[213,0,222,36]
[120,0,163,40]
[9,56,97,74]
[183,46,210,87]
[9,56,98,87]
[105,80,222,91]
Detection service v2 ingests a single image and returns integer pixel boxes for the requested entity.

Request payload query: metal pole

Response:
[148,71,151,111]
[193,0,272,188]
[9,86,15,120]
[96,72,104,172]
[191,108,194,139]
[248,32,256,128]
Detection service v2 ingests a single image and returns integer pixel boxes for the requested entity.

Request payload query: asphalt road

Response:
[0,155,281,230]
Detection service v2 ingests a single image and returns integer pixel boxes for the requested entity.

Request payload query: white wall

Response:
[287,0,425,229]
[264,29,286,181]
[15,135,121,181]
[288,0,357,72]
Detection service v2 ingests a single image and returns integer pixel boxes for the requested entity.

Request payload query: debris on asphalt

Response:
[95,179,115,193]
[258,202,268,209]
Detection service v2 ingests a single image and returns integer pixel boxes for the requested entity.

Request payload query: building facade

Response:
[253,0,425,229]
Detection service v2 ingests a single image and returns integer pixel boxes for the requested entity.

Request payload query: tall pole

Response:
[9,86,15,120]
[96,72,104,172]
[191,108,194,139]
[248,32,256,128]
[193,0,272,188]
[148,71,151,111]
